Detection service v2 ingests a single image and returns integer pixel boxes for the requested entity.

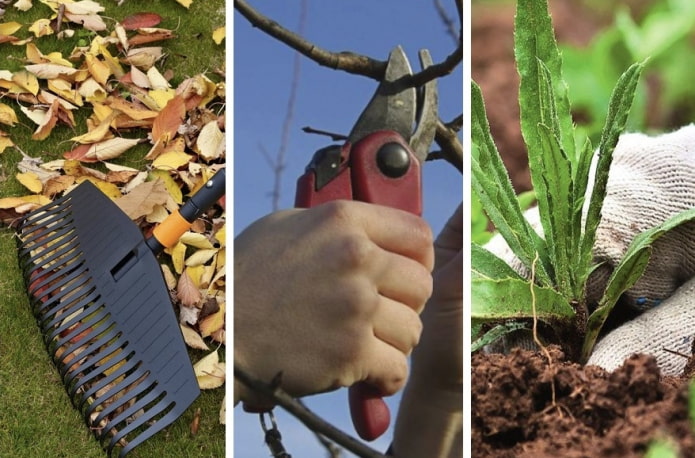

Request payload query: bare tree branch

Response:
[434,0,459,44]
[234,0,462,87]
[433,115,463,172]
[235,366,387,458]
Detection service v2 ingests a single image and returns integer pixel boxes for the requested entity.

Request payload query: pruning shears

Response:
[295,46,438,441]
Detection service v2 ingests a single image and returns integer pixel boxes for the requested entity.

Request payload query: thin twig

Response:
[301,126,348,142]
[234,366,387,458]
[530,252,558,410]
[433,0,459,44]
[434,116,463,172]
[234,0,462,87]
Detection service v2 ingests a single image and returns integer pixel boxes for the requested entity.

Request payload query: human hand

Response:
[233,200,434,407]
[393,204,462,458]
[484,125,695,375]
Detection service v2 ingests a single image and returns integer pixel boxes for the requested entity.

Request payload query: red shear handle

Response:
[295,131,422,441]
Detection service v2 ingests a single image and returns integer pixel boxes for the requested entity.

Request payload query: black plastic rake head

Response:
[16,170,225,456]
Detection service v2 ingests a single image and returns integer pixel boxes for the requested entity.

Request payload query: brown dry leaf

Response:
[31,99,61,140]
[43,175,75,198]
[210,328,225,345]
[180,324,209,351]
[16,172,43,193]
[115,178,169,220]
[106,96,158,121]
[25,63,78,79]
[199,301,224,338]
[121,12,163,31]
[124,46,163,70]
[177,269,202,307]
[84,137,140,161]
[148,169,182,204]
[63,143,98,163]
[151,94,184,143]
[128,29,175,47]
[193,350,225,390]
[63,13,107,32]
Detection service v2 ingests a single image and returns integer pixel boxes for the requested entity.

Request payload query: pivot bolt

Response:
[376,142,410,178]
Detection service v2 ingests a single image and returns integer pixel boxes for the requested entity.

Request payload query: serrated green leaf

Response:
[471,81,553,286]
[471,321,529,353]
[581,61,644,276]
[472,242,524,281]
[472,276,575,321]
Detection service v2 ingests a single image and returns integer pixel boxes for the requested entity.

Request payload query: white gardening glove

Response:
[484,124,695,376]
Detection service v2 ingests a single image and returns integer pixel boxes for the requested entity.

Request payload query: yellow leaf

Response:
[76,177,121,200]
[28,18,53,37]
[193,350,225,390]
[85,53,110,86]
[180,324,209,351]
[0,22,22,36]
[185,249,218,267]
[170,241,186,274]
[84,137,140,161]
[180,232,214,250]
[71,109,119,143]
[98,44,124,78]
[212,26,225,45]
[152,151,192,171]
[47,78,83,106]
[0,194,51,210]
[12,70,39,95]
[199,301,225,338]
[176,0,193,8]
[148,169,182,204]
[196,120,224,161]
[0,103,18,126]
[16,172,43,193]
[78,78,107,103]
[125,46,163,70]
[0,133,14,153]
[214,224,226,248]
[31,99,60,141]
[146,66,170,90]
[186,264,205,287]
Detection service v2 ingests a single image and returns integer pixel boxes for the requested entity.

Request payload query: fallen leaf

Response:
[0,22,22,37]
[121,12,163,30]
[180,324,209,351]
[180,232,214,250]
[151,94,185,143]
[128,29,175,47]
[16,172,42,193]
[115,178,169,220]
[196,120,224,161]
[152,151,192,171]
[12,70,39,95]
[199,301,224,338]
[28,18,53,37]
[219,396,225,425]
[148,169,182,204]
[0,132,14,153]
[212,26,225,45]
[176,0,194,9]
[25,63,78,79]
[170,241,186,274]
[185,249,217,267]
[0,103,18,126]
[64,13,107,32]
[13,0,32,12]
[71,109,120,143]
[124,46,163,70]
[31,99,61,141]
[177,269,202,307]
[85,53,111,86]
[76,176,121,199]
[84,136,140,161]
[193,350,225,390]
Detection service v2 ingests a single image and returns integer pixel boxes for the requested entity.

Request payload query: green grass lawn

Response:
[0,1,225,456]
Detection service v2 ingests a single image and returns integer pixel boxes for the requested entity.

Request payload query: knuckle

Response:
[336,235,375,271]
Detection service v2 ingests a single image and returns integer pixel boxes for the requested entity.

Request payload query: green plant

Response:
[471,0,695,361]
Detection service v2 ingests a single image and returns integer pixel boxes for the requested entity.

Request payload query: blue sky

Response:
[232,2,463,456]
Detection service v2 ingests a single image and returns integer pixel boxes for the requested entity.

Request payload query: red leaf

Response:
[121,12,163,31]
[64,143,99,163]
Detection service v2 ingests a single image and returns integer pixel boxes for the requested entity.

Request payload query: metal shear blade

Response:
[347,46,438,162]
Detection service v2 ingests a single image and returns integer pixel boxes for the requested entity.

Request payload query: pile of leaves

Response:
[0,0,226,438]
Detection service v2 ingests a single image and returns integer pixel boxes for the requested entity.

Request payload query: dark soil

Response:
[472,2,695,456]
[472,347,695,457]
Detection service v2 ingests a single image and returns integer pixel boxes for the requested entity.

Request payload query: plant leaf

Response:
[581,207,695,361]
